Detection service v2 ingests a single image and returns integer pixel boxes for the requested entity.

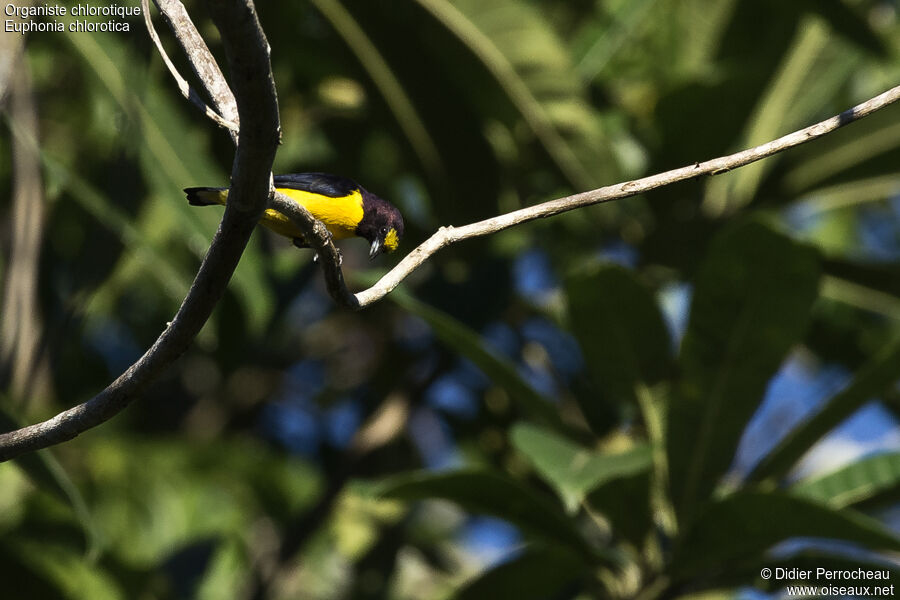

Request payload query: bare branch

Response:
[154,0,240,127]
[202,0,280,211]
[142,0,239,134]
[142,1,345,298]
[0,0,279,463]
[269,192,359,308]
[263,83,900,309]
[2,0,898,462]
[348,83,900,308]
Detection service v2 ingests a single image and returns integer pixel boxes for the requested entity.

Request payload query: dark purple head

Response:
[356,188,405,258]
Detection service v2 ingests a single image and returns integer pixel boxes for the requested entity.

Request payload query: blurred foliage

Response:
[2,0,900,598]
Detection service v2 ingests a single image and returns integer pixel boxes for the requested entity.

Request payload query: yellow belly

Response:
[262,187,365,241]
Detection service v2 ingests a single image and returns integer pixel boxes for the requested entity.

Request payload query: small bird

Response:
[184,173,404,258]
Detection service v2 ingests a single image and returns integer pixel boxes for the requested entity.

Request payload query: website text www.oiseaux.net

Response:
[761,567,894,597]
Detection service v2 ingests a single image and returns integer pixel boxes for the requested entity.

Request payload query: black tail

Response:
[184,186,226,206]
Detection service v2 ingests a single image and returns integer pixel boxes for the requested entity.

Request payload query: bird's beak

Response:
[369,238,382,259]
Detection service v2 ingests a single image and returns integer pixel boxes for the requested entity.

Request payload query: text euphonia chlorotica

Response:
[184,172,404,258]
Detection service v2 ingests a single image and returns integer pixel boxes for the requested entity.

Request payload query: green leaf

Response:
[791,452,900,509]
[85,438,319,567]
[378,470,601,562]
[574,0,740,86]
[805,0,888,57]
[667,221,820,523]
[4,539,123,600]
[668,0,739,77]
[454,545,586,600]
[564,264,674,530]
[565,263,672,407]
[389,289,563,430]
[412,0,616,189]
[788,174,900,218]
[572,0,660,82]
[586,470,652,548]
[820,275,900,322]
[511,422,651,512]
[671,492,900,579]
[196,537,250,600]
[748,333,900,482]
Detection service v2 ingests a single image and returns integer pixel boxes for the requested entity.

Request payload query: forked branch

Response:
[147,0,900,311]
[0,0,278,462]
[0,0,898,462]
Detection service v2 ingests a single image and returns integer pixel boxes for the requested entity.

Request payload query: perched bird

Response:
[184,172,404,259]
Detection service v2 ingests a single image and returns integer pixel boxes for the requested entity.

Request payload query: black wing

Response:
[273,173,360,198]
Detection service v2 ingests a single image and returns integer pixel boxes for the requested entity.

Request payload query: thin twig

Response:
[1,0,899,461]
[142,0,239,133]
[156,0,240,126]
[151,0,241,144]
[346,83,900,308]
[268,84,900,308]
[0,0,278,463]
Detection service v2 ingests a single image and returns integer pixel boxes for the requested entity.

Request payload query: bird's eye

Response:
[380,226,388,235]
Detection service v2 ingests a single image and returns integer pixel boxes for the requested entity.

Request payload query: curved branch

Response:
[0,0,278,463]
[143,0,239,134]
[153,0,240,135]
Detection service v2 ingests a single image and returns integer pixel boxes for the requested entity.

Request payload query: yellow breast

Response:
[261,187,365,241]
